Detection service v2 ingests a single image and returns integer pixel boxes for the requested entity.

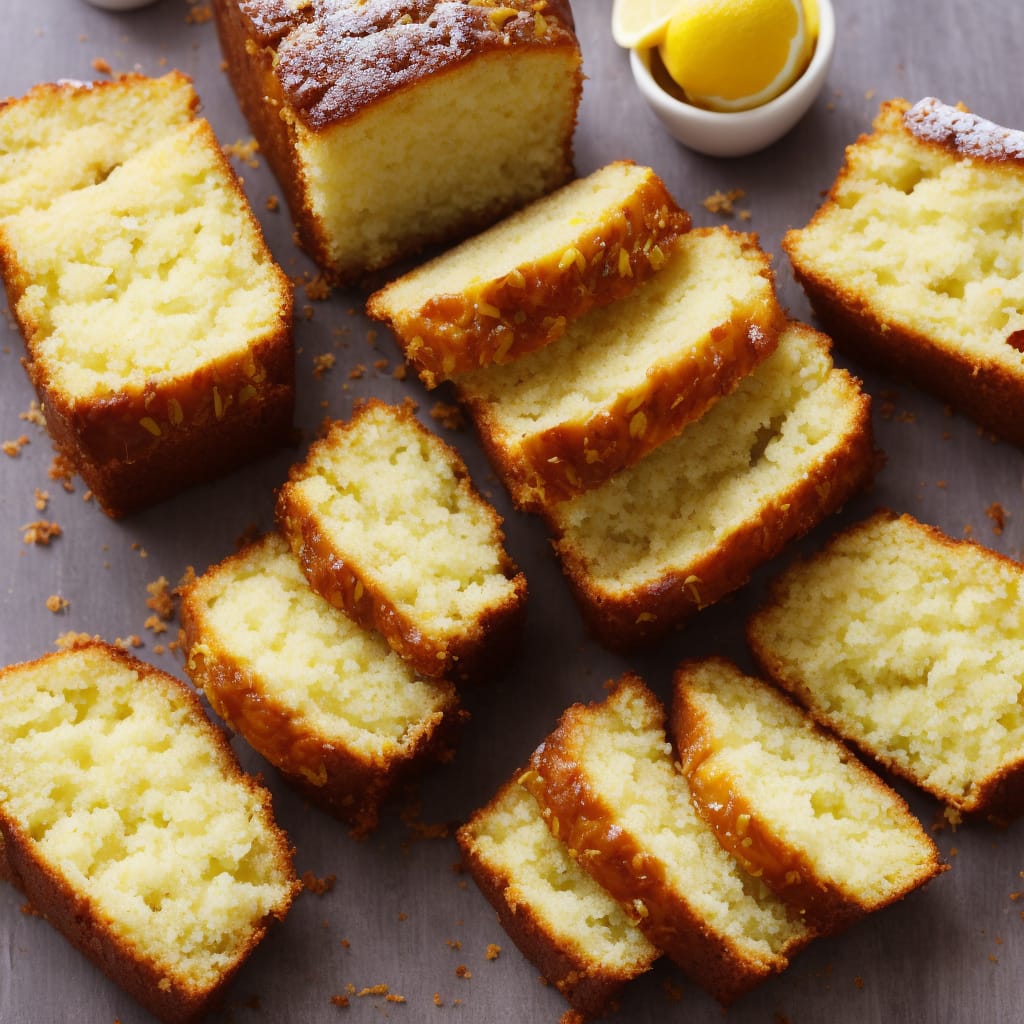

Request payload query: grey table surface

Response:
[2,0,1023,1021]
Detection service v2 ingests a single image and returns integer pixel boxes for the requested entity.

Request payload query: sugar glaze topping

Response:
[904,96,1024,163]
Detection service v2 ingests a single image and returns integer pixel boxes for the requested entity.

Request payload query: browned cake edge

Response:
[746,509,1024,825]
[456,775,646,1019]
[275,400,527,682]
[523,674,804,1005]
[670,656,946,936]
[366,165,693,387]
[180,535,468,837]
[0,641,299,1024]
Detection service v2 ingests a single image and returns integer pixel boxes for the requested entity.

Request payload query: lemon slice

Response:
[659,0,813,113]
[611,0,681,49]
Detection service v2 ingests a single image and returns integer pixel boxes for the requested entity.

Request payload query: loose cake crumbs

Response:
[20,400,45,427]
[304,274,331,301]
[115,635,143,650]
[349,364,366,380]
[313,353,336,378]
[455,965,471,980]
[446,939,461,950]
[433,993,444,1007]
[34,488,49,511]
[91,57,113,76]
[986,502,1006,534]
[56,631,100,650]
[144,615,168,635]
[430,402,464,431]
[2,435,29,457]
[485,943,501,961]
[330,994,349,1008]
[21,520,61,545]
[49,454,75,492]
[702,188,746,216]
[185,2,213,24]
[223,137,260,169]
[854,976,865,989]
[45,594,68,614]
[146,576,176,621]
[266,195,280,212]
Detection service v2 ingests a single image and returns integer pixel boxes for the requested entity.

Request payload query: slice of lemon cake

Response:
[784,97,1024,446]
[672,657,945,935]
[213,0,583,281]
[457,773,658,1017]
[455,227,785,510]
[181,533,466,836]
[0,641,298,1023]
[0,75,293,518]
[541,321,874,650]
[522,675,813,1004]
[748,511,1024,824]
[276,400,527,681]
[367,161,691,386]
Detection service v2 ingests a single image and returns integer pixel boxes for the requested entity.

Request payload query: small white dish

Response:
[629,0,836,158]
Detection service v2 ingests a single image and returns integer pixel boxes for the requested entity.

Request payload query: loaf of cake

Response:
[748,511,1024,824]
[367,161,691,387]
[213,0,583,282]
[0,641,298,1023]
[541,321,874,650]
[784,97,1024,446]
[276,400,527,681]
[181,532,466,836]
[457,773,658,1017]
[0,74,293,517]
[522,675,813,1004]
[456,227,785,510]
[672,657,945,935]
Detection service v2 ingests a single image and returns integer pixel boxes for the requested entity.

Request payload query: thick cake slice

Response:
[276,400,527,681]
[522,675,813,1004]
[457,775,658,1017]
[672,657,945,934]
[213,0,583,281]
[456,227,785,510]
[367,161,691,386]
[748,511,1024,824]
[784,97,1024,446]
[0,76,293,517]
[181,533,466,836]
[0,642,298,1024]
[541,321,874,650]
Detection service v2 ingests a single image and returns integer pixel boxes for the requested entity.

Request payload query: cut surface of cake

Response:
[213,0,583,281]
[276,400,527,680]
[748,511,1024,824]
[784,97,1024,446]
[181,533,465,836]
[0,74,293,518]
[522,675,813,1004]
[367,161,691,386]
[542,321,874,650]
[0,641,298,1023]
[456,227,785,510]
[672,657,945,934]
[457,774,658,1017]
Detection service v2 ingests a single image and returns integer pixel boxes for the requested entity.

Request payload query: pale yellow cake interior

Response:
[750,514,1024,804]
[0,645,294,990]
[4,119,288,402]
[188,534,454,767]
[549,322,859,591]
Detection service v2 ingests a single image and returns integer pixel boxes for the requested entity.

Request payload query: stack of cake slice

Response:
[182,400,526,833]
[459,668,942,1013]
[369,163,876,648]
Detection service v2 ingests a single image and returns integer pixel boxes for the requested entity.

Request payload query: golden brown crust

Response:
[545,367,876,652]
[179,543,468,837]
[0,71,199,119]
[671,657,945,935]
[524,676,803,1005]
[367,166,692,387]
[0,642,299,1024]
[456,777,641,1019]
[461,231,785,512]
[0,116,294,519]
[276,400,527,682]
[901,96,1024,165]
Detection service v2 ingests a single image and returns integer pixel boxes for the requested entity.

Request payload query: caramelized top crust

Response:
[236,0,579,130]
[902,97,1024,164]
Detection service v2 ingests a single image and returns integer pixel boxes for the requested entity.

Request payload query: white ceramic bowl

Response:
[629,0,836,158]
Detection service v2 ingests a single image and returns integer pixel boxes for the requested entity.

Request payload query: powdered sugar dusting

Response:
[904,97,1024,163]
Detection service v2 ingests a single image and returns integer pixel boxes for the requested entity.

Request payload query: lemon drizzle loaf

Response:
[181,533,466,836]
[276,400,527,681]
[784,97,1024,446]
[457,774,658,1017]
[367,161,691,386]
[455,227,785,510]
[523,675,813,1004]
[0,76,293,518]
[672,657,945,935]
[541,321,874,651]
[748,511,1024,824]
[0,642,298,1024]
[213,0,583,281]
